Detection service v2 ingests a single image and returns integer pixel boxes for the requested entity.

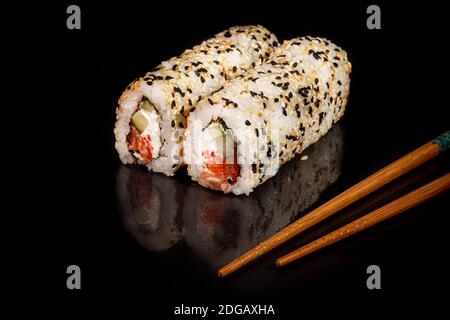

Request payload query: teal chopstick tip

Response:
[432,131,450,152]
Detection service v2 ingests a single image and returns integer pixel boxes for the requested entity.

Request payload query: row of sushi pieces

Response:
[114,25,351,195]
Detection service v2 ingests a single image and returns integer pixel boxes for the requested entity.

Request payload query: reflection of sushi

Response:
[184,37,351,194]
[114,26,278,176]
[117,166,186,251]
[116,125,343,267]
[183,124,343,268]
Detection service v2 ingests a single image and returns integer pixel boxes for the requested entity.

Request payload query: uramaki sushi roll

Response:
[114,25,278,176]
[183,37,351,195]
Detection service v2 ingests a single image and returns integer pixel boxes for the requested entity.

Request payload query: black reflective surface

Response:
[28,1,450,318]
[117,125,343,272]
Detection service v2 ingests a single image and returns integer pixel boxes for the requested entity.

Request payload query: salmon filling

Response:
[128,126,153,164]
[128,97,162,165]
[199,120,239,192]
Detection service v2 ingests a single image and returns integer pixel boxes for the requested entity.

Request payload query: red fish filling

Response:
[200,146,239,191]
[128,126,153,165]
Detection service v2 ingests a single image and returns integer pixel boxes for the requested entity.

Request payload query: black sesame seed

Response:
[208,98,214,105]
[315,100,320,108]
[171,120,175,127]
[245,120,251,126]
[298,87,309,98]
[255,128,259,137]
[224,31,232,38]
[319,112,325,124]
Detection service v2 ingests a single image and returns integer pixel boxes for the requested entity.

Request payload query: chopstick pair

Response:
[276,172,450,266]
[218,131,449,277]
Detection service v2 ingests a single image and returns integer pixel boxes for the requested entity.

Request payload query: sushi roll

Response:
[114,25,278,176]
[183,37,351,195]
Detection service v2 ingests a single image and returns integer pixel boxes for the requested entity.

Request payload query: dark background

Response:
[16,1,449,318]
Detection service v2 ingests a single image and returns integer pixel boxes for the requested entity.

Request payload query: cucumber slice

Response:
[131,110,149,133]
[203,120,235,162]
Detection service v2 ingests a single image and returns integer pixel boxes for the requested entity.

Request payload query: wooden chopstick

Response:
[218,131,449,277]
[276,173,450,267]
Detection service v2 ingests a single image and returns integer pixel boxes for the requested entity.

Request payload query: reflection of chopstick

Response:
[218,131,449,277]
[276,173,450,267]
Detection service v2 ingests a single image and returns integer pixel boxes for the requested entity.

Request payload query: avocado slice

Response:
[140,98,154,112]
[131,110,149,133]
